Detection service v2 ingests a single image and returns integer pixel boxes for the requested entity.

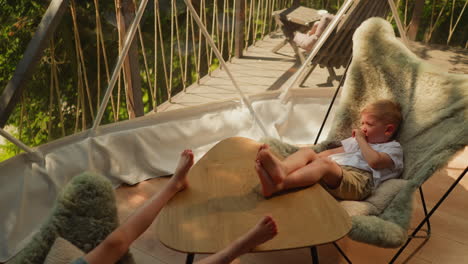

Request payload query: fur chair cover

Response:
[264,17,468,247]
[10,172,134,264]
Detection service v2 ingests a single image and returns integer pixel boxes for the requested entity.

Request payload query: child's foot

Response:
[234,216,278,254]
[170,149,194,191]
[256,144,269,160]
[257,148,285,184]
[196,216,278,264]
[255,160,282,197]
[257,144,270,155]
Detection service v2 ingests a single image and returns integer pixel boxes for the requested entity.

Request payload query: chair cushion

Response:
[340,179,407,216]
[44,237,84,264]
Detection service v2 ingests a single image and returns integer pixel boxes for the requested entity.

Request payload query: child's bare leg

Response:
[256,157,342,197]
[308,22,319,35]
[196,216,277,264]
[314,14,334,36]
[282,158,342,190]
[84,150,194,264]
[281,147,320,172]
[257,147,318,184]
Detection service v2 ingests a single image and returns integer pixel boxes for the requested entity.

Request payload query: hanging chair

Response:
[263,17,468,259]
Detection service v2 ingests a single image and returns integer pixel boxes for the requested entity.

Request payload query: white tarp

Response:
[0,88,338,261]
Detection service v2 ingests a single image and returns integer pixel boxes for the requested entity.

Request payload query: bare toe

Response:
[257,144,269,159]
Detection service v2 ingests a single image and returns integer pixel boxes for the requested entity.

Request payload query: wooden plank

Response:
[283,6,321,26]
[0,0,69,128]
[118,0,144,118]
[234,0,245,58]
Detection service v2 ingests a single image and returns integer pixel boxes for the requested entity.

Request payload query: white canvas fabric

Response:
[0,88,337,261]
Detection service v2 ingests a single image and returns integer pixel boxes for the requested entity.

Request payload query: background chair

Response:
[300,0,390,85]
[273,0,395,85]
[271,6,322,62]
[264,17,467,262]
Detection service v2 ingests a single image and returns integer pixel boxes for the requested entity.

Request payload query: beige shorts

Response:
[323,166,374,201]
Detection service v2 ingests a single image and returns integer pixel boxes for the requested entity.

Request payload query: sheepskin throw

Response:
[264,17,468,248]
[10,172,134,264]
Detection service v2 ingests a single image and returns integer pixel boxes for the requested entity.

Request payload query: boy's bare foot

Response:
[170,149,194,191]
[257,148,285,184]
[255,160,282,197]
[259,144,269,151]
[256,144,269,160]
[196,216,277,264]
[234,216,278,254]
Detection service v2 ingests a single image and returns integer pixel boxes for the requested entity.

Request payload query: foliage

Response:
[0,0,45,93]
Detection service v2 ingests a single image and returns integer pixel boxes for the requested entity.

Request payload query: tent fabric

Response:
[264,17,468,247]
[0,89,337,261]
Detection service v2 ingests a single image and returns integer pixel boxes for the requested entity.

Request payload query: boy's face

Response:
[360,113,392,143]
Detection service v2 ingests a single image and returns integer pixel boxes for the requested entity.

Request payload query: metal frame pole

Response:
[390,167,467,263]
[310,246,319,263]
[0,128,43,160]
[333,242,352,263]
[92,0,149,131]
[313,57,352,144]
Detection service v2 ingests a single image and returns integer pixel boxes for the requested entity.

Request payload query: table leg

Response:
[333,242,352,263]
[186,253,195,264]
[310,246,319,264]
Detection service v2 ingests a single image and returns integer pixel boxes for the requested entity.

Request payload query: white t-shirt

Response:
[328,137,404,187]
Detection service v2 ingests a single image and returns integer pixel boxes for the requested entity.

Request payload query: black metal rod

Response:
[418,187,431,235]
[310,246,319,264]
[333,242,352,264]
[390,166,467,263]
[314,57,352,145]
[186,253,195,264]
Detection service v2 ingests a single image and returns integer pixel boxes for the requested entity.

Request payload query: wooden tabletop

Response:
[282,6,322,26]
[156,137,351,253]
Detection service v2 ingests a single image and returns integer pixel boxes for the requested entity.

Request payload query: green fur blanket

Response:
[10,172,134,264]
[264,17,468,248]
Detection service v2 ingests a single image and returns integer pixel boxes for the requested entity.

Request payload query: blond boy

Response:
[255,99,404,200]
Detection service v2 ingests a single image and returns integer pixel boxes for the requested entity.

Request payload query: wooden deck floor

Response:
[156,32,346,112]
[157,32,467,112]
[114,34,468,264]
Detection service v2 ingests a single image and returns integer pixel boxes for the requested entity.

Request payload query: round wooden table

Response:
[157,137,351,263]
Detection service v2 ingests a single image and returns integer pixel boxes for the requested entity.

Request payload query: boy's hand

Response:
[352,129,367,141]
